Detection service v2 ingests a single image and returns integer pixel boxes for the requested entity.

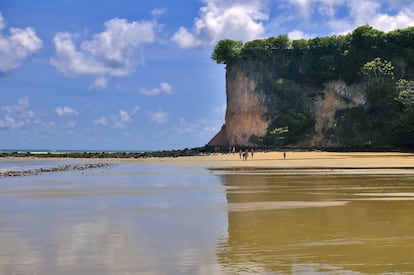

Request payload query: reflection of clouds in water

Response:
[177,247,223,275]
[0,165,228,274]
[55,218,226,274]
[56,219,159,274]
[0,231,43,274]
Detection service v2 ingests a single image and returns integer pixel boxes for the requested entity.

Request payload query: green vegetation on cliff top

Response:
[212,25,414,150]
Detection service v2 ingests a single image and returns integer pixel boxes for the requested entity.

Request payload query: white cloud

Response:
[281,0,414,37]
[89,77,108,90]
[51,18,157,88]
[150,111,168,124]
[151,8,166,17]
[288,30,310,40]
[0,12,42,73]
[94,115,107,126]
[172,0,268,48]
[347,1,414,32]
[140,82,172,96]
[112,110,132,128]
[1,97,30,113]
[97,106,140,129]
[172,27,201,48]
[0,97,36,130]
[55,106,79,117]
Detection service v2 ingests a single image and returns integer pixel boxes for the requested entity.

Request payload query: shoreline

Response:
[2,151,414,176]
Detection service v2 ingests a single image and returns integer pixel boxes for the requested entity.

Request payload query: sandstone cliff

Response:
[208,61,269,146]
[208,64,367,148]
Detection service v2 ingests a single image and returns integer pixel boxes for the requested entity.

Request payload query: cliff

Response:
[208,61,269,146]
[208,26,414,150]
[208,63,366,148]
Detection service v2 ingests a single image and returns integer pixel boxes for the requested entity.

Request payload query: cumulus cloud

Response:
[347,0,414,32]
[93,115,107,126]
[0,97,36,130]
[280,0,414,37]
[89,77,109,90]
[55,106,79,117]
[95,106,139,129]
[0,12,42,73]
[150,111,168,124]
[140,82,172,96]
[172,0,268,48]
[51,18,157,88]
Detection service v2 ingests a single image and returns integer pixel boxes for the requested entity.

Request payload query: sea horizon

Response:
[0,148,154,154]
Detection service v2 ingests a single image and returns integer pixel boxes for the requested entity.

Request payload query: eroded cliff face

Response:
[307,80,366,147]
[208,63,366,148]
[208,62,269,146]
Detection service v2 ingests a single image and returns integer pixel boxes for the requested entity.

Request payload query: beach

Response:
[118,151,414,176]
[3,151,414,176]
[1,151,414,274]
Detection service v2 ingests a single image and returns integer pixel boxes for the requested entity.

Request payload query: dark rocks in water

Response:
[0,163,113,178]
[0,146,217,160]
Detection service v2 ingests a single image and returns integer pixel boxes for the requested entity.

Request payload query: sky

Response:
[1,0,414,151]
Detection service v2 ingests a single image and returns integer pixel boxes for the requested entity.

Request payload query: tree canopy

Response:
[212,25,414,84]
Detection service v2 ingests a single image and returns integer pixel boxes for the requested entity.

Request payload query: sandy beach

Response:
[130,151,414,174]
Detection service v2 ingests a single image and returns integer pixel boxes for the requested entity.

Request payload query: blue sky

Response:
[1,0,414,150]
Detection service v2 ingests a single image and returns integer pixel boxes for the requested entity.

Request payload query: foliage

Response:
[392,111,414,147]
[211,39,243,64]
[212,25,414,84]
[362,57,394,85]
[255,79,314,147]
[258,126,289,147]
[392,79,414,147]
[334,58,405,148]
[396,79,414,111]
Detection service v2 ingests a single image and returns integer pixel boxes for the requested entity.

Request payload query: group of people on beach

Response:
[238,149,254,160]
[229,146,287,161]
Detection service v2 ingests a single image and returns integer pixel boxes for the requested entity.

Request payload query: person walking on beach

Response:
[283,151,286,160]
[242,150,248,161]
[250,149,254,159]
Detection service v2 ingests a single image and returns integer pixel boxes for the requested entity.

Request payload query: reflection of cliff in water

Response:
[216,173,414,274]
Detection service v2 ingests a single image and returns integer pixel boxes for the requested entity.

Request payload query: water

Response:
[1,161,414,274]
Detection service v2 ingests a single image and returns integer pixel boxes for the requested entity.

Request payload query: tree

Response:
[351,25,385,51]
[362,57,394,85]
[211,39,243,64]
[396,79,414,111]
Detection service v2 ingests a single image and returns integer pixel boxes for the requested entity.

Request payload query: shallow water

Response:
[1,162,414,274]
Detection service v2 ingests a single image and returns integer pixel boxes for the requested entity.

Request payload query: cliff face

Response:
[208,61,269,146]
[208,62,367,148]
[307,80,366,147]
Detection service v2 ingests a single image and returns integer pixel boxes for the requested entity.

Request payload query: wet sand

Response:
[2,151,414,273]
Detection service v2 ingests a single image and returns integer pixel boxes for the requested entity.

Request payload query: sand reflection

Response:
[217,173,414,274]
[224,200,348,212]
